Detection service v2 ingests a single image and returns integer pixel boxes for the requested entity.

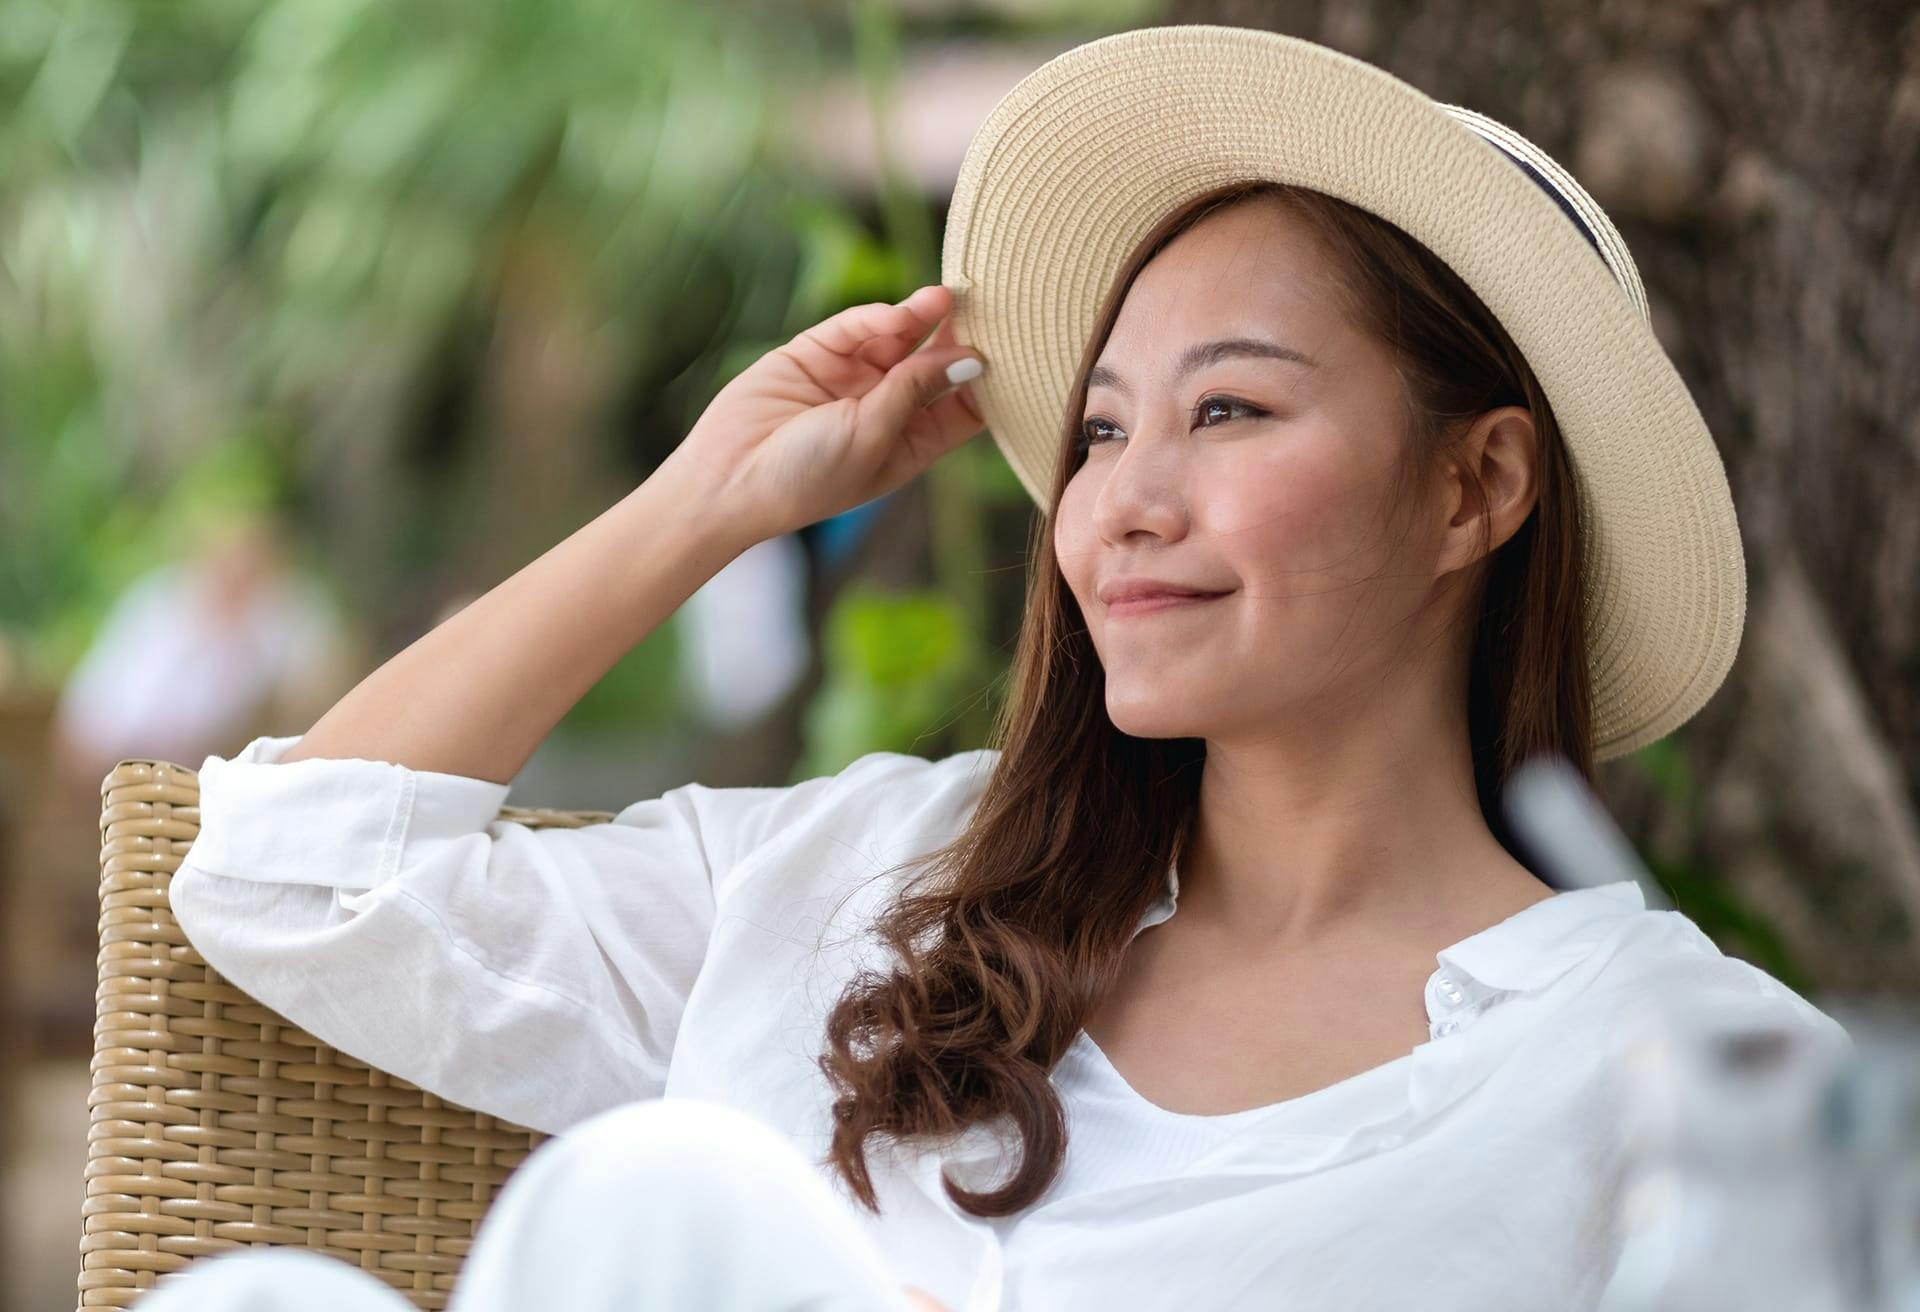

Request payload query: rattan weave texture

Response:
[79,756,610,1309]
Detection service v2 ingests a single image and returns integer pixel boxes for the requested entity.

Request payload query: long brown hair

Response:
[815,180,1593,1217]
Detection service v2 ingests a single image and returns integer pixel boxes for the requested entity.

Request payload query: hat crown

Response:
[1438,104,1651,325]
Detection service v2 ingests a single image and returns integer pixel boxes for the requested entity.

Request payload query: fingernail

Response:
[945,357,983,385]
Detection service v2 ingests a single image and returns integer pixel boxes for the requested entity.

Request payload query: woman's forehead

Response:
[1100,282,1352,385]
[1110,214,1348,340]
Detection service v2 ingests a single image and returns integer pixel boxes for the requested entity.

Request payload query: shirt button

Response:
[1434,1018,1461,1037]
[1436,974,1465,1005]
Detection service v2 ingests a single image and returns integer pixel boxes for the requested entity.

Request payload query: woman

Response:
[150,25,1847,1312]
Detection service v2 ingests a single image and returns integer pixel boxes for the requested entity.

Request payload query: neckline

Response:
[1142,867,1648,982]
[1092,877,1651,1124]
[1067,1025,1416,1125]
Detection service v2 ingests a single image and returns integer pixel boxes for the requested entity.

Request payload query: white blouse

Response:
[169,735,1852,1312]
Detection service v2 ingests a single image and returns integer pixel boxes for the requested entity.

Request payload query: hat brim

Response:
[939,23,1745,763]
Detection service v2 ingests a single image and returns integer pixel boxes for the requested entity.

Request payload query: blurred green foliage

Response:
[798,580,994,777]
[3,0,819,678]
[0,0,1080,765]
[1629,738,1798,982]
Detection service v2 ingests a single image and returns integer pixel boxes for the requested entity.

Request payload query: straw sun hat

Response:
[938,24,1745,763]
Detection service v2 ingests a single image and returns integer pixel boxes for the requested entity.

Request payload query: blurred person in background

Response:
[47,501,354,806]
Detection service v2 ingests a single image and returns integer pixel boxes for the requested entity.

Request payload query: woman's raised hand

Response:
[661,283,988,545]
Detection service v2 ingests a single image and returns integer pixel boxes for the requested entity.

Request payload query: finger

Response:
[857,343,983,458]
[855,329,923,372]
[893,282,953,332]
[919,316,983,428]
[903,383,987,464]
[852,293,969,371]
[861,302,971,372]
[796,284,954,360]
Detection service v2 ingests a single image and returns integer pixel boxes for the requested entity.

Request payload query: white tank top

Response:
[1004,1028,1415,1217]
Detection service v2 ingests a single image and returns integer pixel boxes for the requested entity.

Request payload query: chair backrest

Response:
[82,755,615,1310]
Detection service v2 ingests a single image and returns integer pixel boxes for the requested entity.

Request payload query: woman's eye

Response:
[1076,396,1268,452]
[1195,395,1266,426]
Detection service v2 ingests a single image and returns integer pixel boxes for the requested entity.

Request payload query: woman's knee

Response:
[135,1247,414,1312]
[486,1094,874,1247]
[536,1095,815,1189]
[452,1098,905,1312]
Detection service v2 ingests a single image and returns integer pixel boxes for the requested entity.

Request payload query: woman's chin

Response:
[1105,695,1210,741]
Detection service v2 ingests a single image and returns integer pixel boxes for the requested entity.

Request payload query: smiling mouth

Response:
[1106,591,1231,617]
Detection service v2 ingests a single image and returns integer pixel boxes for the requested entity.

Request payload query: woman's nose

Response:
[1091,436,1191,544]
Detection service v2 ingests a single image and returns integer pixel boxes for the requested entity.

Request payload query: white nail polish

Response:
[945,357,983,385]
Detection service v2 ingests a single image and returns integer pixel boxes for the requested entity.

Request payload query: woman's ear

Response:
[1435,405,1539,575]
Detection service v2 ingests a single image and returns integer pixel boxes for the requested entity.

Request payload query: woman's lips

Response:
[1106,591,1231,618]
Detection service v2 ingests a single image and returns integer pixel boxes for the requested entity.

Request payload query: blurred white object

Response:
[1502,750,1673,908]
[679,531,810,731]
[1826,1007,1920,1312]
[1596,996,1859,1311]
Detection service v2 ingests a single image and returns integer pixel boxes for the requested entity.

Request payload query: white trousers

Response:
[135,1096,921,1312]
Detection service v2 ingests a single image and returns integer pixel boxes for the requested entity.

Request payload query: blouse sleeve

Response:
[168,733,889,1134]
[1649,911,1858,1062]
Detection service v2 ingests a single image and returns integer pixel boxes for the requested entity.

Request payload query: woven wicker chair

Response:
[80,754,616,1310]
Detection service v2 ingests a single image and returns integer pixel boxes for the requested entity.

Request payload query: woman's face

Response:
[1054,196,1454,743]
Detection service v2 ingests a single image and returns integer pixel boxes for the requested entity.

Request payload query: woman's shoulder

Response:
[830,743,1003,798]
[819,743,1003,838]
[678,744,1002,905]
[688,743,1001,826]
[1577,901,1853,1061]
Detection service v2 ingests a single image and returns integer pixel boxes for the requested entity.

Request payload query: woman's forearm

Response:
[276,462,756,784]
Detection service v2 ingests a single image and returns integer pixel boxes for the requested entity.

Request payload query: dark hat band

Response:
[1482,138,1604,258]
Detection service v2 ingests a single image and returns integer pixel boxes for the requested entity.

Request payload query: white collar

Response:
[1437,879,1647,991]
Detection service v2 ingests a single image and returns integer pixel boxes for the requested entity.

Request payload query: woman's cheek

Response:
[1053,480,1103,582]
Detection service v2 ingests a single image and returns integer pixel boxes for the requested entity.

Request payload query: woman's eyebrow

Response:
[1086,337,1321,396]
